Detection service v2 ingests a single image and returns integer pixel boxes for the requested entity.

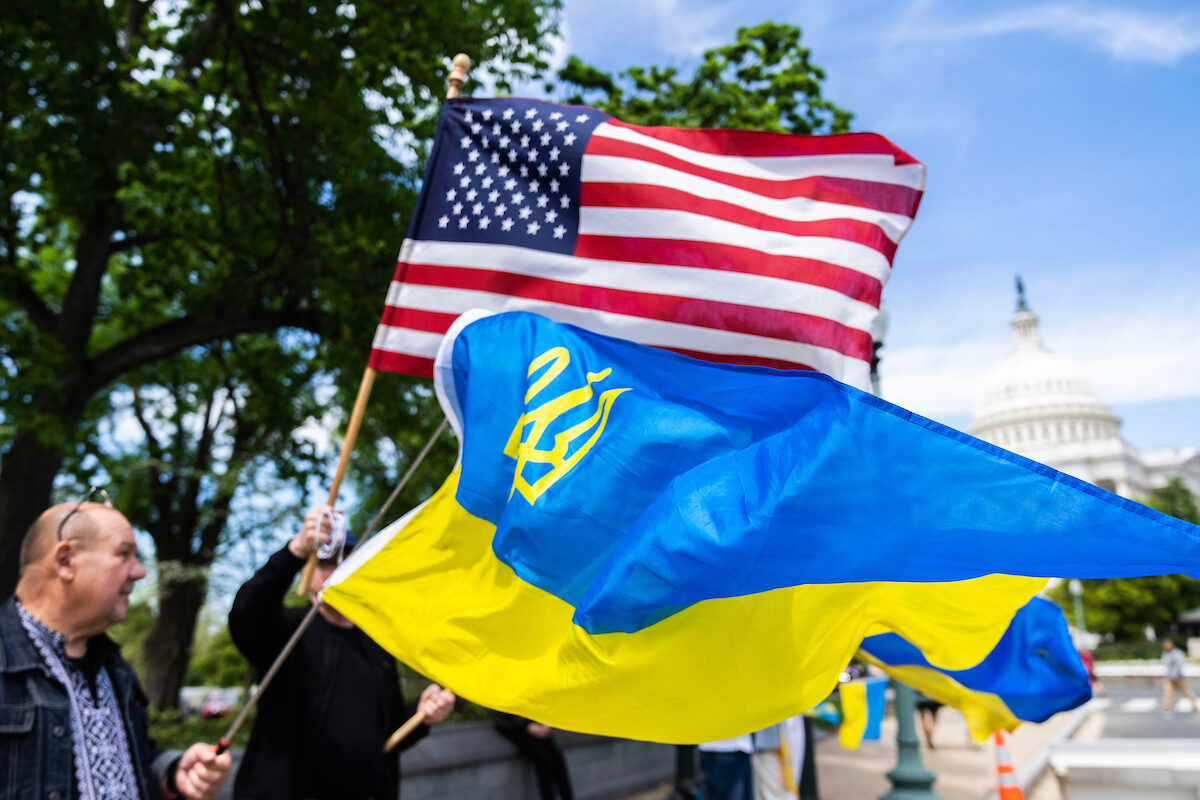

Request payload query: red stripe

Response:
[606,119,922,164]
[388,262,872,358]
[377,305,459,332]
[368,349,435,377]
[663,346,826,372]
[580,182,899,260]
[586,137,923,216]
[572,235,883,307]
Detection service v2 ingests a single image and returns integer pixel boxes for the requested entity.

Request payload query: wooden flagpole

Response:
[298,52,472,595]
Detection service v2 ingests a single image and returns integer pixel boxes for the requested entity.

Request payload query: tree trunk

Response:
[0,431,64,597]
[142,560,209,710]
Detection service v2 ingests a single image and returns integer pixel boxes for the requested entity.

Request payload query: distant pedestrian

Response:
[1161,639,1198,715]
[493,713,574,800]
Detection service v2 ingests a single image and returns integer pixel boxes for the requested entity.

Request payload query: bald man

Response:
[0,499,232,800]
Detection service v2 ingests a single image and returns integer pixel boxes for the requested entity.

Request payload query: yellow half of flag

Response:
[323,468,1044,743]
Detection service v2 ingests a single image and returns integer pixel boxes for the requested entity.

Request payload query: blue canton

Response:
[413,99,608,254]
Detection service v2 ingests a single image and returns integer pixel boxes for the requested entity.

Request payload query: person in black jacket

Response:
[2,494,231,800]
[228,506,455,799]
[493,712,575,800]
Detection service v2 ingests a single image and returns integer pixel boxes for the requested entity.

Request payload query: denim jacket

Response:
[0,596,175,800]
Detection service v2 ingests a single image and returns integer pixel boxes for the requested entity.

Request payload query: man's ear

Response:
[53,541,76,581]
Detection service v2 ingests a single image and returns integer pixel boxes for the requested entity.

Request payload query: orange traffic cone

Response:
[993,730,1025,800]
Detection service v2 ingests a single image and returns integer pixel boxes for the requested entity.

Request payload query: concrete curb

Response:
[1014,699,1101,794]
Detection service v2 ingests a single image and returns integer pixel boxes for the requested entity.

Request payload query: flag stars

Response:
[549,147,561,161]
[511,191,526,204]
[453,162,465,175]
[519,164,530,177]
[498,165,510,178]
[525,108,538,119]
[472,202,484,215]
[492,123,502,136]
[464,110,475,122]
[445,188,457,201]
[499,135,511,149]
[504,178,517,190]
[520,135,531,149]
[508,148,519,162]
[510,121,522,133]
[545,209,558,223]
[501,218,515,231]
[531,119,544,132]
[488,190,500,203]
[471,123,482,134]
[502,108,514,120]
[459,176,471,188]
[458,216,469,229]
[552,225,566,239]
[536,195,548,208]
[518,207,532,220]
[474,163,486,175]
[482,108,493,120]
[575,114,589,123]
[527,149,539,161]
[549,111,563,120]
[490,152,501,164]
[467,150,480,162]
[528,179,540,193]
[559,163,570,176]
[478,216,491,229]
[537,163,549,177]
[549,179,560,193]
[452,202,464,215]
[540,133,551,147]
[563,132,577,146]
[481,176,494,189]
[560,195,571,208]
[466,188,478,201]
[527,221,541,235]
[556,121,569,132]
[438,215,449,228]
[494,203,508,216]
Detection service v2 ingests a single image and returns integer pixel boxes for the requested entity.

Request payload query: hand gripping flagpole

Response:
[297,51,472,596]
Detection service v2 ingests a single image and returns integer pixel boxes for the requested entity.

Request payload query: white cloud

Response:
[890,4,1200,65]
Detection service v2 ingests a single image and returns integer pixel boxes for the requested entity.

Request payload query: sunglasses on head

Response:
[57,485,114,542]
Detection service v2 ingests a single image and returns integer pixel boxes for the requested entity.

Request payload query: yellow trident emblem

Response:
[504,346,630,504]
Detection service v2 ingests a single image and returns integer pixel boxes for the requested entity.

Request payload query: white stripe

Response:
[593,122,927,190]
[583,155,914,243]
[578,207,894,281]
[1120,698,1157,713]
[372,323,445,358]
[388,240,881,329]
[373,285,869,388]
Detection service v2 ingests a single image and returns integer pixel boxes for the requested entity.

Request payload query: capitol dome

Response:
[968,283,1121,453]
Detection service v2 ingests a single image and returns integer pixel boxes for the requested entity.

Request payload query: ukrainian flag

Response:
[323,310,1199,743]
[859,597,1092,740]
[839,677,888,749]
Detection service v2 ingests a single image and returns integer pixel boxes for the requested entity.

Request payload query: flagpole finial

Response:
[448,54,471,99]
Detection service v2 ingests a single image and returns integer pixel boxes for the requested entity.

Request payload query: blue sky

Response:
[552,0,1200,450]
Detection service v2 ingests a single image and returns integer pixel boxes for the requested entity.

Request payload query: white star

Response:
[549,179,560,192]
[536,195,548,208]
[482,108,493,120]
[545,209,558,223]
[563,132,577,146]
[492,123,501,136]
[481,176,494,189]
[458,216,469,228]
[540,133,551,146]
[467,150,480,162]
[537,163,548,177]
[532,119,544,132]
[504,179,517,190]
[549,147,561,161]
[459,136,471,148]
[494,203,508,216]
[575,113,589,123]
[518,206,532,219]
[520,135,531,149]
[488,190,500,202]
[527,220,541,234]
[549,111,563,120]
[499,135,511,149]
[438,215,449,228]
[501,218,514,231]
[510,120,521,133]
[472,202,484,215]
[508,149,519,161]
[525,108,538,119]
[502,108,514,120]
[559,163,570,176]
[445,189,457,201]
[498,165,510,177]
[474,163,486,175]
[459,176,470,188]
[464,110,474,122]
[556,121,569,132]
[553,225,566,239]
[560,195,571,208]
[466,188,478,201]
[471,123,482,134]
[453,162,465,175]
[479,216,491,229]
[511,191,525,204]
[452,202,464,215]
[527,149,538,161]
[528,180,540,192]
[519,164,529,177]
[490,152,500,164]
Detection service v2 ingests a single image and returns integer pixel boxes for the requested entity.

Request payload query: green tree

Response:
[555,21,852,134]
[0,1,558,594]
[1050,478,1200,641]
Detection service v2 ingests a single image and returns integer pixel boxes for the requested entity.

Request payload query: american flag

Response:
[370,98,925,389]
